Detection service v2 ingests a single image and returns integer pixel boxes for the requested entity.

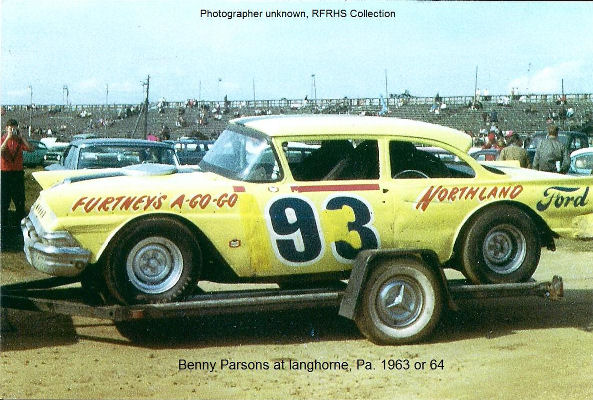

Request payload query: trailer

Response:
[1,268,564,344]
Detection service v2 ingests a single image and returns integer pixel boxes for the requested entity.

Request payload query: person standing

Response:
[1,119,31,230]
[498,133,530,168]
[532,124,570,173]
[482,131,502,150]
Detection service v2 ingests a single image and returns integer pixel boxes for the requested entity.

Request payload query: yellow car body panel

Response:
[25,116,592,281]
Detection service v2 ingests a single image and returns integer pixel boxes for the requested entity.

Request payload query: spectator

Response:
[559,106,567,120]
[489,110,498,123]
[498,133,530,168]
[1,119,32,235]
[146,133,159,141]
[160,124,171,137]
[532,124,570,173]
[482,131,502,150]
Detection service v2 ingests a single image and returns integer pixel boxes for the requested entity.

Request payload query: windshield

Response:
[199,128,280,182]
[78,145,178,169]
[528,133,569,149]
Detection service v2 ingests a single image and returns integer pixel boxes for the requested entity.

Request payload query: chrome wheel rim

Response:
[483,224,526,274]
[376,277,423,328]
[126,237,183,294]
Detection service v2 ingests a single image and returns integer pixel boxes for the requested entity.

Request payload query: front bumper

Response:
[21,215,91,277]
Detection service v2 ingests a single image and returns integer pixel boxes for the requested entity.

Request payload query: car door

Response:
[250,137,391,277]
[385,140,478,259]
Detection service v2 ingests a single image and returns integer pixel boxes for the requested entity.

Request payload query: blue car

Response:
[23,140,49,167]
[46,138,179,170]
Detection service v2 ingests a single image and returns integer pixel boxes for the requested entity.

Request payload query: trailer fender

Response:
[338,249,454,320]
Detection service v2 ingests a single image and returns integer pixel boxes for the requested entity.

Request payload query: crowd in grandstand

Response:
[1,91,591,148]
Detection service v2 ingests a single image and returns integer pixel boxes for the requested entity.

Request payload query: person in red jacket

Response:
[1,119,31,232]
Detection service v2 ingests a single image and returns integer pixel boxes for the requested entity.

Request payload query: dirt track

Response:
[1,239,592,400]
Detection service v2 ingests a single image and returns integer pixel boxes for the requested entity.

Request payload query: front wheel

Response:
[103,218,201,305]
[355,257,443,345]
[461,206,540,284]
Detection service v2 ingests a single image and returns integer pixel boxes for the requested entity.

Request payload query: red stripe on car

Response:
[291,184,380,193]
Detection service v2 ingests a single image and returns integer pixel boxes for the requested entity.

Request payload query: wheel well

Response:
[453,201,556,261]
[95,213,235,281]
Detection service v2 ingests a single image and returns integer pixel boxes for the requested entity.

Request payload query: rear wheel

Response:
[103,218,201,305]
[355,257,443,345]
[461,206,540,284]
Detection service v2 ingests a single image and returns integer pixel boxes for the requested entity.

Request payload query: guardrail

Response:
[4,93,592,111]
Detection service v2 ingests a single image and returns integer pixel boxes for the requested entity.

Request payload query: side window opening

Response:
[285,139,379,181]
[390,140,475,179]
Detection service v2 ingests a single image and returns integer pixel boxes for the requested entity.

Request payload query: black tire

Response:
[80,265,109,305]
[355,257,443,345]
[460,206,540,284]
[103,217,201,305]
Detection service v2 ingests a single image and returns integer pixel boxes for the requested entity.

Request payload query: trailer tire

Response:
[355,257,443,345]
[104,218,200,305]
[80,265,109,305]
[461,206,540,284]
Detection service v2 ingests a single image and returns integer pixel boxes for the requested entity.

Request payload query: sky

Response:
[1,0,593,105]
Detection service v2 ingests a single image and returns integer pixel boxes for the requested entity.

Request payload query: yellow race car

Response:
[23,115,593,307]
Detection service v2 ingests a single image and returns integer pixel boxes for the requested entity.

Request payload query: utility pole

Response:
[63,85,69,107]
[473,65,478,106]
[384,69,388,100]
[142,75,150,139]
[311,74,317,105]
[28,85,33,137]
[104,84,109,133]
[252,78,256,106]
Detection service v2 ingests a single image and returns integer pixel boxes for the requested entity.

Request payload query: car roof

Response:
[70,138,174,148]
[231,115,472,152]
[534,130,586,136]
[571,148,593,157]
[469,148,499,153]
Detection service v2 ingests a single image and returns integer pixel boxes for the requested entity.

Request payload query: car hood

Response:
[492,164,593,183]
[34,164,184,189]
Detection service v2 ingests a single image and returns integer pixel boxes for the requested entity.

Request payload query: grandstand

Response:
[2,93,592,143]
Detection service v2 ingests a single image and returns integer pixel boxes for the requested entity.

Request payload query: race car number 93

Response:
[265,195,380,266]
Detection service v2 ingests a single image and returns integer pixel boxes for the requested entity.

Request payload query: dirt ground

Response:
[1,238,592,400]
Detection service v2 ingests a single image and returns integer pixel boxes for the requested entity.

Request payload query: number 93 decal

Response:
[265,194,380,266]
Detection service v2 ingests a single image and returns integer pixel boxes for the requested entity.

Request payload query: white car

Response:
[569,148,593,175]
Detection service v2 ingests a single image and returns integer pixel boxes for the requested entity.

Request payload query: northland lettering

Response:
[415,185,523,212]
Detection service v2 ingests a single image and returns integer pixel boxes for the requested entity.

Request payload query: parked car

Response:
[23,115,593,317]
[23,140,48,167]
[569,148,593,175]
[526,130,589,163]
[72,132,98,141]
[469,148,499,161]
[45,138,179,170]
[173,139,214,165]
[42,143,69,168]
